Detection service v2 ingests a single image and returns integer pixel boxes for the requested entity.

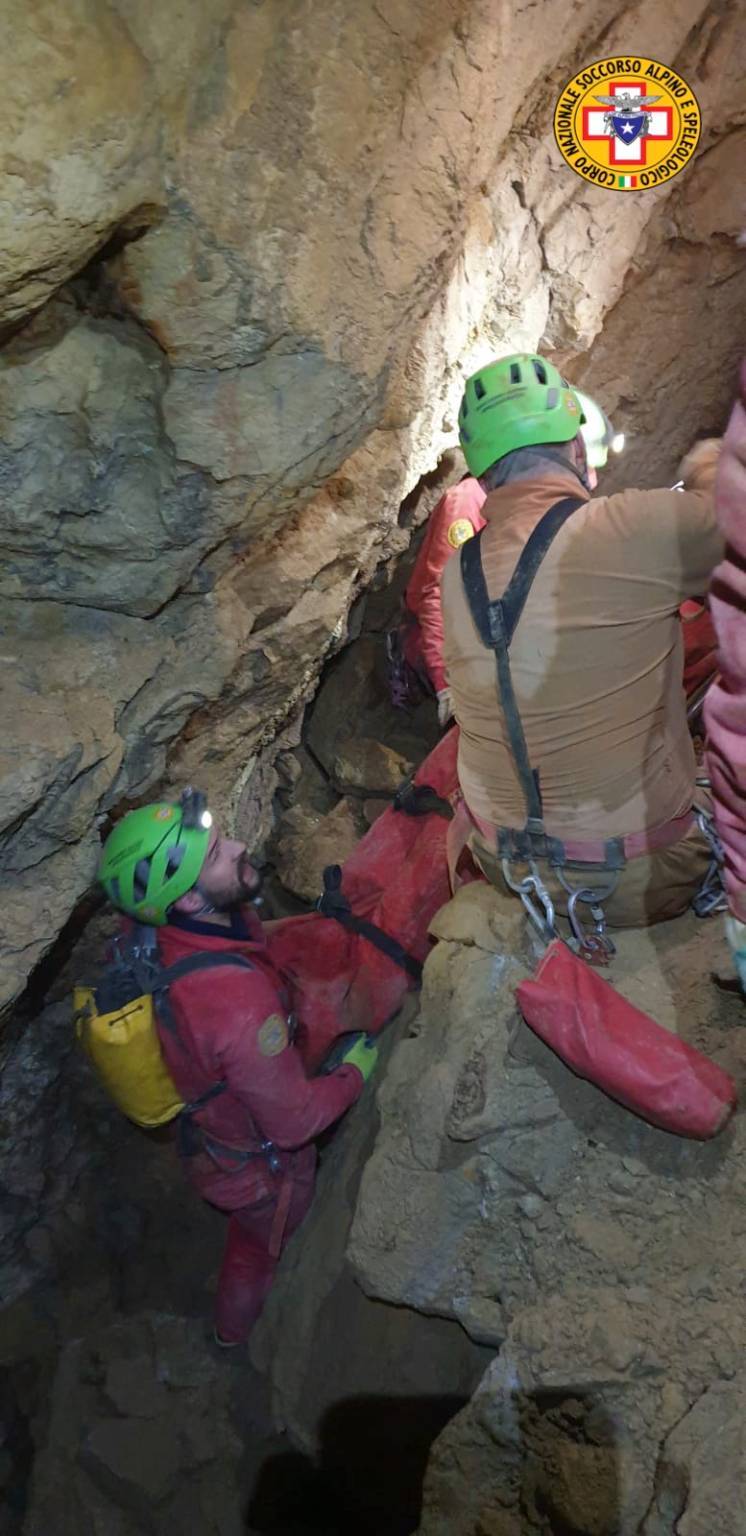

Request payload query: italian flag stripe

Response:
[618,175,637,188]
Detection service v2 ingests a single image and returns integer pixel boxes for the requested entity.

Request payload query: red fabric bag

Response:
[266,727,460,1072]
[516,939,736,1139]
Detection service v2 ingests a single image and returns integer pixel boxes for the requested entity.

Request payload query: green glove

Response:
[341,1033,379,1083]
[726,914,746,991]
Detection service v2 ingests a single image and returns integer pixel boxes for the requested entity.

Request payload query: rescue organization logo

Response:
[553,56,701,192]
[447,518,475,550]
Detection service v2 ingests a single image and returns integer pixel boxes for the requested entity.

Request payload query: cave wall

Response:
[2,0,746,1013]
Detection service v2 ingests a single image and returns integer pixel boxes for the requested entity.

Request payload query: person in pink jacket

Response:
[705,361,746,976]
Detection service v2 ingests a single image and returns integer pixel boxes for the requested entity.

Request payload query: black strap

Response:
[153,951,255,991]
[152,952,256,1124]
[460,496,583,828]
[152,952,254,1040]
[318,865,423,986]
[392,779,453,821]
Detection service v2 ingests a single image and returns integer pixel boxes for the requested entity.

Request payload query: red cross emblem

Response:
[582,79,674,167]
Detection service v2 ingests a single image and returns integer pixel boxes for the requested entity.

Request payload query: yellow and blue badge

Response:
[554,55,701,193]
[447,519,475,550]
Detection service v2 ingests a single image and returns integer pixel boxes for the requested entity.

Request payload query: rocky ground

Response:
[350,892,746,1535]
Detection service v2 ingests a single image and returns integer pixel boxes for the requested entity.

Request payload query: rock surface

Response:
[327,883,746,1535]
[0,0,162,329]
[272,796,364,905]
[640,1374,746,1535]
[332,737,414,795]
[252,997,494,1535]
[3,0,746,1011]
[23,1314,244,1536]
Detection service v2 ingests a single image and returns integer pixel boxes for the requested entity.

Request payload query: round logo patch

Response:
[154,807,175,821]
[257,1013,289,1057]
[447,519,475,550]
[553,56,701,192]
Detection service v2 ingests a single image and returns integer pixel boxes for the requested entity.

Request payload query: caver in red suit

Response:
[156,906,364,1344]
[128,729,459,1344]
[706,361,746,925]
[402,477,486,693]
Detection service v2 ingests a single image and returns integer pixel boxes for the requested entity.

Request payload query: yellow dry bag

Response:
[74,986,185,1128]
[74,939,251,1130]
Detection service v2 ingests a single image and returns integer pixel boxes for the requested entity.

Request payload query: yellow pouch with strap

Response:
[74,936,253,1131]
[74,985,184,1128]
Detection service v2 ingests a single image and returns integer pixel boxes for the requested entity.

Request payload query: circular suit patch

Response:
[447,519,475,549]
[257,1013,290,1057]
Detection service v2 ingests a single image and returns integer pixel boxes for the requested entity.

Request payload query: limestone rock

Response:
[332,737,414,795]
[251,999,493,1534]
[3,0,746,1019]
[307,637,385,777]
[363,798,389,826]
[273,797,363,904]
[334,887,746,1534]
[0,593,240,1016]
[0,0,163,328]
[0,302,212,615]
[641,1375,746,1535]
[104,1357,170,1420]
[23,1315,243,1536]
[84,1416,182,1505]
[569,128,746,494]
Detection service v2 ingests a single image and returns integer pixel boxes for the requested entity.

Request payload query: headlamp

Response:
[179,786,213,831]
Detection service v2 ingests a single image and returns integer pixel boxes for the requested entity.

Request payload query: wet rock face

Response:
[2,0,746,1016]
[333,883,746,1535]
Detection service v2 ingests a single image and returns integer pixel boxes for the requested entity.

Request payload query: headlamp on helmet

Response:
[97,787,213,924]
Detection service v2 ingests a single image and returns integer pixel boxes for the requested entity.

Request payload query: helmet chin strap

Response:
[569,437,592,493]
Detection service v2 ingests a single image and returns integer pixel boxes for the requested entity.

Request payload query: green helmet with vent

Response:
[458,353,583,478]
[575,388,625,469]
[98,789,212,925]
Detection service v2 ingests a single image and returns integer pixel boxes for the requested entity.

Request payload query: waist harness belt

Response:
[459,495,583,866]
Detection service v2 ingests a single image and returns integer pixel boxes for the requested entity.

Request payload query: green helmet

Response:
[98,789,212,925]
[575,388,625,469]
[458,353,583,478]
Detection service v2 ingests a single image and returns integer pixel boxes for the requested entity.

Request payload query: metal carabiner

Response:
[501,858,557,942]
[695,805,723,861]
[566,885,617,965]
[691,807,727,917]
[260,1138,282,1175]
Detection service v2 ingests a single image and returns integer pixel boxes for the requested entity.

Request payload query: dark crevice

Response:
[1,888,106,1055]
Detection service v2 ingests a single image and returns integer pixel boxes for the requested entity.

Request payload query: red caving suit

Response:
[156,908,363,1343]
[403,477,486,693]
